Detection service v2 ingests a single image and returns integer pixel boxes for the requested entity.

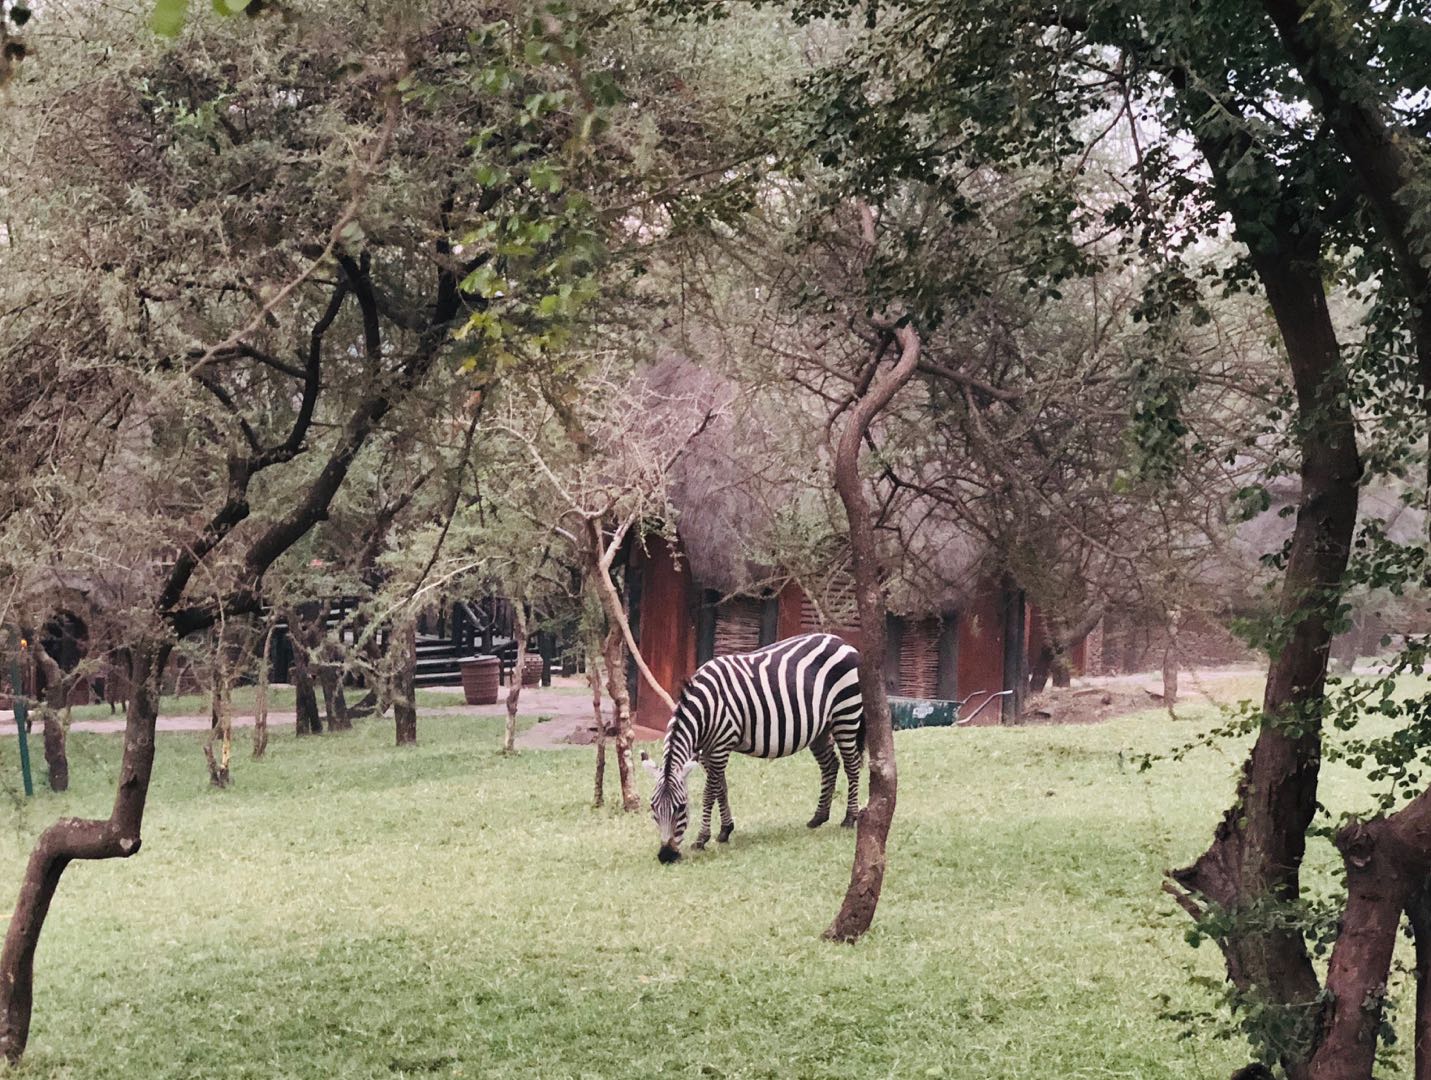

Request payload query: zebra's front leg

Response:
[808,733,839,829]
[836,731,863,828]
[693,763,719,850]
[710,756,735,843]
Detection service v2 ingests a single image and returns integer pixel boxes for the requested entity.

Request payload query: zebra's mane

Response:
[661,676,709,782]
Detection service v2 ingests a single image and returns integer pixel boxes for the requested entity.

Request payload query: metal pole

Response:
[10,655,34,797]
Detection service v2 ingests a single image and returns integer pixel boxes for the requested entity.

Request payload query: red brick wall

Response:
[956,588,1007,725]
[632,547,1018,727]
[776,581,805,642]
[632,538,698,731]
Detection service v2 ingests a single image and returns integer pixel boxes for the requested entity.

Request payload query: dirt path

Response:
[0,683,637,746]
[1,663,1350,744]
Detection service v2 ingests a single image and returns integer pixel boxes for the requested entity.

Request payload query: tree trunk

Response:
[318,651,351,732]
[204,626,242,787]
[393,620,417,747]
[1408,886,1431,1080]
[825,323,922,944]
[503,600,527,754]
[286,605,324,736]
[253,621,274,759]
[1028,646,1054,694]
[1162,608,1180,712]
[1169,240,1360,1073]
[376,626,395,718]
[0,639,171,1062]
[1051,659,1071,689]
[292,651,321,736]
[1293,817,1409,1080]
[1031,608,1101,694]
[29,644,70,794]
[584,521,676,716]
[585,626,606,807]
[580,527,657,813]
[205,676,232,789]
[601,626,638,811]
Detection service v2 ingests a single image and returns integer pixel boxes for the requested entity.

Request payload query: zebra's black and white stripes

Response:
[643,633,865,862]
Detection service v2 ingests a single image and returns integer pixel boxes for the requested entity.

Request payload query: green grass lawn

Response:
[0,707,1398,1078]
[63,685,468,722]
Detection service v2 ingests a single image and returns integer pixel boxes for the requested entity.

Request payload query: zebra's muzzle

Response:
[657,844,682,864]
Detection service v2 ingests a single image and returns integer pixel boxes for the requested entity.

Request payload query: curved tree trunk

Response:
[1169,241,1360,1076]
[0,640,170,1061]
[1259,0,1431,466]
[825,323,922,944]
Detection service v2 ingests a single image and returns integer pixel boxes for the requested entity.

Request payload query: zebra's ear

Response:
[640,752,660,777]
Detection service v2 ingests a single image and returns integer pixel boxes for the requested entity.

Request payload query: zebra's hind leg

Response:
[694,763,719,849]
[835,726,863,828]
[808,733,839,828]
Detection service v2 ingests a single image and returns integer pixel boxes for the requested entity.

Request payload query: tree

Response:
[0,0,624,1061]
[651,3,1419,1069]
[825,317,922,942]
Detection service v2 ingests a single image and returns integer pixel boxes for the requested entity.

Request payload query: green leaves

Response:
[150,0,189,38]
[446,5,613,359]
[151,0,250,38]
[1126,360,1193,485]
[527,162,563,194]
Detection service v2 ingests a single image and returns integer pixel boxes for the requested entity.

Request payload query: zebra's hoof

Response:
[693,837,709,850]
[840,813,860,829]
[807,813,829,829]
[717,824,734,843]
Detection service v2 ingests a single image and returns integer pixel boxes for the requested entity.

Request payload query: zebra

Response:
[641,632,865,864]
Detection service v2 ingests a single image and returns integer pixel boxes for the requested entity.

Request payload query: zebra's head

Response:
[642,751,695,863]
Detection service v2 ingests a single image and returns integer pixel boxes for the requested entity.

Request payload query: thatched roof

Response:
[639,356,780,594]
[641,355,996,614]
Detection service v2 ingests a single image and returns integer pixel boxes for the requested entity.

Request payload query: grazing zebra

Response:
[641,632,865,864]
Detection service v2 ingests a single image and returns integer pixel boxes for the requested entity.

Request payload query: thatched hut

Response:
[621,357,1039,730]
